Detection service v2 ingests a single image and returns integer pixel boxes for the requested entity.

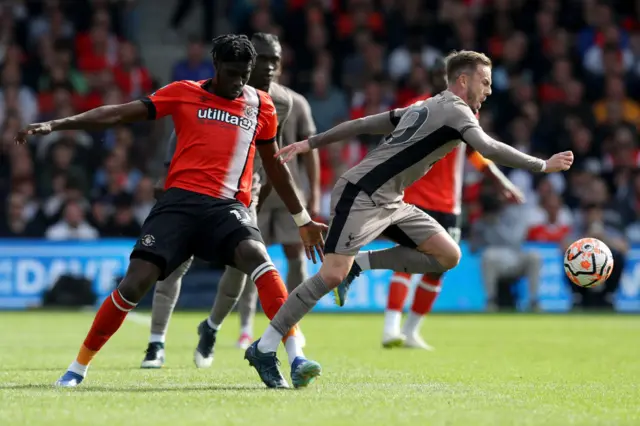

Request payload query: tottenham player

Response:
[245,50,573,386]
[343,59,524,350]
[16,34,325,389]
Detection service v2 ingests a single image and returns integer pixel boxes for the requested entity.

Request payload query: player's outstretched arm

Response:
[467,148,525,203]
[258,141,328,263]
[14,101,149,144]
[275,110,403,163]
[463,127,573,173]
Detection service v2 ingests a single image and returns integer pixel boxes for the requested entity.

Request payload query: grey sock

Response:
[286,255,307,293]
[270,273,330,336]
[150,258,192,335]
[368,246,448,274]
[237,276,257,329]
[209,266,248,326]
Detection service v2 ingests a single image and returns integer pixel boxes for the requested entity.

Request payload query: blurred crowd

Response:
[2,0,640,284]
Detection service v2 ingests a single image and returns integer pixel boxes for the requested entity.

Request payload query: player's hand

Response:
[501,183,525,204]
[298,220,328,264]
[544,151,573,173]
[15,122,53,144]
[275,140,310,164]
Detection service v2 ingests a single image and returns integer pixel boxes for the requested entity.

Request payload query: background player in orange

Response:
[379,60,525,350]
[16,35,325,389]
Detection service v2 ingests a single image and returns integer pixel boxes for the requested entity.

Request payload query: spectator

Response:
[100,193,141,237]
[471,192,541,311]
[527,191,573,243]
[0,192,43,238]
[0,63,39,126]
[112,41,152,101]
[132,177,155,226]
[306,69,349,133]
[593,76,640,128]
[564,200,628,309]
[38,139,89,197]
[171,36,215,82]
[45,199,99,241]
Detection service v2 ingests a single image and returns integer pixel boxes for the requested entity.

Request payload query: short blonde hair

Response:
[444,50,492,83]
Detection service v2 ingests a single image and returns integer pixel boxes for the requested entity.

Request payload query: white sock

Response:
[206,317,220,331]
[149,333,165,344]
[402,311,424,336]
[383,310,402,335]
[355,251,371,271]
[285,334,305,365]
[240,325,252,336]
[257,324,283,353]
[68,360,89,377]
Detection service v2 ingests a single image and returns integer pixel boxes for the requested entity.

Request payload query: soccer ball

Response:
[563,238,614,288]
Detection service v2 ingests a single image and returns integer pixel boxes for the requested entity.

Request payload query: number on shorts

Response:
[230,209,251,225]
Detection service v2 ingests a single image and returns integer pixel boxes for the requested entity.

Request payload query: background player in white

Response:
[243,50,574,384]
[235,88,319,349]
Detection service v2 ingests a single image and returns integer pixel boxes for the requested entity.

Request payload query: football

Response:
[563,238,614,288]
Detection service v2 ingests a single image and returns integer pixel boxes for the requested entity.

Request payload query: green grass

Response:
[0,312,638,426]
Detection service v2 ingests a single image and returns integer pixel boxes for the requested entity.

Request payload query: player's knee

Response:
[118,259,161,302]
[437,244,461,271]
[233,239,270,274]
[318,261,350,289]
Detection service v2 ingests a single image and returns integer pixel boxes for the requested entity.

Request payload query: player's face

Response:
[214,61,253,99]
[466,65,492,112]
[250,41,282,92]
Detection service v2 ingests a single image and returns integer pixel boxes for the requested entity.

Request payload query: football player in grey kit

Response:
[243,50,574,386]
[141,33,303,370]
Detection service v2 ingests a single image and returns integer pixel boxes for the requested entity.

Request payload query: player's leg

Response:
[519,251,541,311]
[251,183,394,385]
[235,274,257,348]
[194,201,316,388]
[382,272,412,347]
[141,257,193,368]
[399,212,461,349]
[275,208,309,347]
[233,238,320,388]
[55,188,197,387]
[193,202,259,366]
[335,203,460,306]
[192,266,248,368]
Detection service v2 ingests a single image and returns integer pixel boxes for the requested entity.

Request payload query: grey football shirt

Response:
[341,90,544,205]
[262,88,317,210]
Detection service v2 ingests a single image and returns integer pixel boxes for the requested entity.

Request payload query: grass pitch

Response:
[0,311,638,426]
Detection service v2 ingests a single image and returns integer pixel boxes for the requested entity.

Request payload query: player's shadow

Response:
[0,384,280,392]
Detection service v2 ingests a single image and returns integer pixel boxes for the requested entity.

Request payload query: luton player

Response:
[16,35,325,389]
[140,33,299,370]
[247,50,573,384]
[371,60,524,350]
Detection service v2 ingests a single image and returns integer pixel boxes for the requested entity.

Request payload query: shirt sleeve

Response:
[466,148,492,170]
[140,81,182,120]
[447,101,481,137]
[256,98,278,145]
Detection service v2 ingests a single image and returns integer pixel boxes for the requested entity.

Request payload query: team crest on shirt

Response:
[244,105,259,120]
[141,234,155,247]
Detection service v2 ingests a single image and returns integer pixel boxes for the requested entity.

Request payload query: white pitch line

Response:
[125,311,152,326]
